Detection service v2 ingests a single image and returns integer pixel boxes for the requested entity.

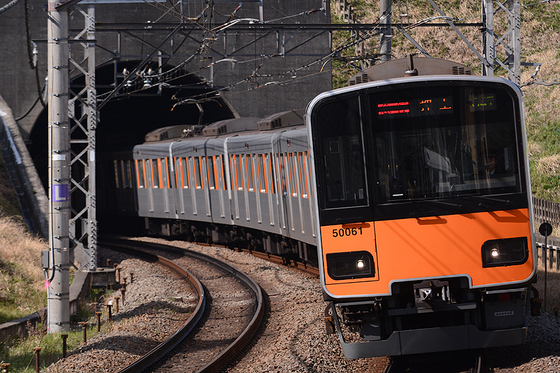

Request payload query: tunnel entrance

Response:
[27,60,236,190]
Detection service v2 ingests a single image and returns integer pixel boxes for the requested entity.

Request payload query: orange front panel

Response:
[321,222,380,282]
[322,209,534,298]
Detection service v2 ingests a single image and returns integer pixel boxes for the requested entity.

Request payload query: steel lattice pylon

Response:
[482,0,521,84]
[68,4,97,271]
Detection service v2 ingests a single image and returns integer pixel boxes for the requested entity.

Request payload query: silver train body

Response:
[103,111,319,264]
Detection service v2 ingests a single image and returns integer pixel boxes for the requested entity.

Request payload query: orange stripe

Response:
[322,209,535,297]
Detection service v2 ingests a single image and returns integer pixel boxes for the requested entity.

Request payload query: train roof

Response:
[347,56,473,85]
[143,109,305,143]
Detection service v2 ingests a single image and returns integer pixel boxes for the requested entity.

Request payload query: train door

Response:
[147,159,156,213]
[276,152,291,235]
[253,154,263,224]
[215,154,228,219]
[201,155,211,218]
[188,156,198,216]
[223,138,235,224]
[174,156,186,216]
[265,152,277,229]
[161,157,171,214]
[242,154,251,222]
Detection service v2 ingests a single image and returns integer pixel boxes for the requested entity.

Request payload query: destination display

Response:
[377,96,454,119]
[469,93,497,112]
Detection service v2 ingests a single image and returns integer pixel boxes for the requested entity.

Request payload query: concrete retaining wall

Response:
[0,94,48,237]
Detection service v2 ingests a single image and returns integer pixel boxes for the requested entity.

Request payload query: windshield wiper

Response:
[428,200,463,209]
[469,196,511,208]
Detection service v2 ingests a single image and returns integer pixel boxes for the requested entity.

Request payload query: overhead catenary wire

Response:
[171,0,396,105]
[0,0,19,14]
[96,2,341,102]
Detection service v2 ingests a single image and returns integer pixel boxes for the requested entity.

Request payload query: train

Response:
[100,56,537,358]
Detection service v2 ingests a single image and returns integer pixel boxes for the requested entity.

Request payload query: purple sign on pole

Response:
[52,184,69,202]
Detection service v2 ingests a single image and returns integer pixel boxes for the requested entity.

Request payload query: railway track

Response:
[197,241,320,277]
[102,239,265,373]
[46,237,391,372]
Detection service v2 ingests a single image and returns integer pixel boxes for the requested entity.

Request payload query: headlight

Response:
[481,237,528,268]
[326,251,375,279]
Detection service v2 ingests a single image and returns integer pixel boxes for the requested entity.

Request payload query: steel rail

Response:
[101,242,205,373]
[194,241,320,277]
[239,247,320,277]
[102,238,265,373]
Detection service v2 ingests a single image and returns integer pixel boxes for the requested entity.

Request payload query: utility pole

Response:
[380,0,392,62]
[47,0,70,333]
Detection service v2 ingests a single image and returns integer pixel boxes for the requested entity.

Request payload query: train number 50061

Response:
[332,227,363,237]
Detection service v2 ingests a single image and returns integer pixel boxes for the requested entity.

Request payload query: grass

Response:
[0,206,47,325]
[0,303,109,373]
[534,268,560,315]
[329,0,560,209]
[0,147,49,324]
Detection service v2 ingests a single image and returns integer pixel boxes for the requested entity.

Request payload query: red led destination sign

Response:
[377,101,410,116]
[377,97,453,118]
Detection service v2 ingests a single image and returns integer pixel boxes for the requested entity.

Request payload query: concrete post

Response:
[47,0,70,333]
[380,0,392,62]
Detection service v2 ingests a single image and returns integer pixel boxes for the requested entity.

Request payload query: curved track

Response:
[101,241,205,373]
[197,242,320,277]
[103,238,265,373]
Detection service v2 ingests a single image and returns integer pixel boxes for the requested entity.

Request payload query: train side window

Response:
[126,161,134,189]
[219,155,227,190]
[278,154,287,195]
[236,155,244,191]
[289,153,298,197]
[163,158,171,189]
[300,152,309,198]
[258,154,267,193]
[182,158,190,189]
[215,156,221,190]
[173,157,179,189]
[268,153,276,194]
[246,155,255,192]
[136,160,146,188]
[229,155,236,190]
[208,156,216,190]
[120,161,128,188]
[194,157,202,189]
[214,156,222,190]
[114,160,121,189]
[151,159,160,189]
[159,159,165,188]
[147,160,153,188]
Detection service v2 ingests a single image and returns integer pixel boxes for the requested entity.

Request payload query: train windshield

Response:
[312,95,368,209]
[370,84,522,203]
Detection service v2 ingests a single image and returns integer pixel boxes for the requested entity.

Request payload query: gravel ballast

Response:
[46,238,560,372]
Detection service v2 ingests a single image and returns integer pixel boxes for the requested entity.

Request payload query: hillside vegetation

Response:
[331,0,560,204]
[0,155,47,324]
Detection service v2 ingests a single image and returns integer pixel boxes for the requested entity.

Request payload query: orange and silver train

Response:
[102,57,537,358]
[308,59,536,357]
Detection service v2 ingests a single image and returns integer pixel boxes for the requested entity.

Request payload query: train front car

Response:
[307,75,536,358]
